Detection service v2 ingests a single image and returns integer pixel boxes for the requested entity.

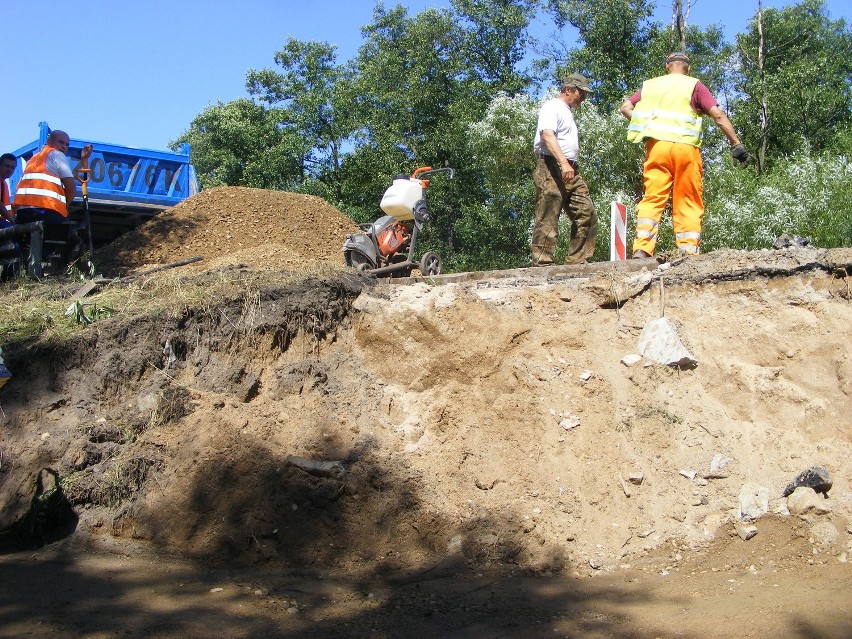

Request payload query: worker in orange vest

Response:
[620,53,749,258]
[0,153,16,225]
[13,130,77,225]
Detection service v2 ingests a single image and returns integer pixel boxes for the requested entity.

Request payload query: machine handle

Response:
[412,166,454,181]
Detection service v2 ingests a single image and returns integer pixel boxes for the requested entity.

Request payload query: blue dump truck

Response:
[8,121,198,248]
[0,122,198,277]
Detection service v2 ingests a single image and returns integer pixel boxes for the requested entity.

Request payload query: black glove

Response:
[731,143,750,166]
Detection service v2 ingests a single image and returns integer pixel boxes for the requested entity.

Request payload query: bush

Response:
[703,151,852,250]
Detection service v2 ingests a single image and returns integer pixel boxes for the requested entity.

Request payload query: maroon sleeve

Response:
[628,89,642,105]
[691,82,718,114]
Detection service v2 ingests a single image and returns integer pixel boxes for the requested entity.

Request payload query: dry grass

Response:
[0,262,344,350]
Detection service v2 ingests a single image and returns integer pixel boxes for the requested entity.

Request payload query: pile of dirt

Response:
[92,186,360,276]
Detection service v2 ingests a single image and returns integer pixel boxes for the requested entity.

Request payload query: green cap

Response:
[562,73,593,93]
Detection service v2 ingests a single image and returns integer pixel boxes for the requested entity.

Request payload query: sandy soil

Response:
[0,187,850,638]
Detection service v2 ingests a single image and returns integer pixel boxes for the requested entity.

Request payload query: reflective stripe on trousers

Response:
[632,139,703,256]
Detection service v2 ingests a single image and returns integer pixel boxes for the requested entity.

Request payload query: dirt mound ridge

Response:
[92,186,359,276]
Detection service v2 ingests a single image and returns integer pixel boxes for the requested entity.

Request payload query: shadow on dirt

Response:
[0,438,678,639]
[0,551,676,638]
[0,467,78,553]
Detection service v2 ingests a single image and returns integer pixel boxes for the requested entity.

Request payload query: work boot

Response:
[631,249,651,259]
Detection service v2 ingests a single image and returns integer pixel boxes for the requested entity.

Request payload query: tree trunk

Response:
[757,0,768,174]
[672,0,687,51]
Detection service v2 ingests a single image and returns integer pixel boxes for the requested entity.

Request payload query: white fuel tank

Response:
[380,177,423,221]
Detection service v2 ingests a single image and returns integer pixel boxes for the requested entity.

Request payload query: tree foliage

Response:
[543,0,657,111]
[175,0,852,270]
[173,99,304,190]
[733,0,852,168]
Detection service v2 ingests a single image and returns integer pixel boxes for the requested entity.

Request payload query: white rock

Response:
[637,317,698,367]
[787,486,832,516]
[559,415,580,430]
[739,483,770,521]
[710,453,733,473]
[734,522,758,541]
[621,353,643,367]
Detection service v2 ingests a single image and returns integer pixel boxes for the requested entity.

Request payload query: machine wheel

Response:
[346,250,373,271]
[419,252,441,276]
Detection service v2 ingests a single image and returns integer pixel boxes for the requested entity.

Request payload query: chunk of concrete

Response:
[637,317,698,368]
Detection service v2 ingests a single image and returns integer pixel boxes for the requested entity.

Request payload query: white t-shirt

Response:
[45,149,73,179]
[533,98,579,161]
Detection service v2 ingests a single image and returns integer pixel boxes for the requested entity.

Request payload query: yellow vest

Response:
[627,74,703,147]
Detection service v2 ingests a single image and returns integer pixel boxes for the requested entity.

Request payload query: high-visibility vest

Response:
[627,74,703,147]
[12,146,68,216]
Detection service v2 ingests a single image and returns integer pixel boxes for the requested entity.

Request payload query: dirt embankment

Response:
[0,186,851,638]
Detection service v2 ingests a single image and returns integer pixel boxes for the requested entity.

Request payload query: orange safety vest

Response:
[12,146,69,217]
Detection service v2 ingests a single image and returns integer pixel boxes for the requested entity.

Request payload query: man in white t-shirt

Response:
[532,73,597,266]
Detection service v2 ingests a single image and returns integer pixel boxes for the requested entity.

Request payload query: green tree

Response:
[733,0,852,169]
[173,99,304,190]
[453,0,536,94]
[467,92,539,269]
[245,38,353,199]
[543,0,657,111]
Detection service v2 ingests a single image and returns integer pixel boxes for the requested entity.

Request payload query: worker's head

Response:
[0,153,15,179]
[560,73,593,106]
[46,130,70,154]
[665,52,691,74]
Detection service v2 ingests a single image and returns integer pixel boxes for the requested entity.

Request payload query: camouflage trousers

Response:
[532,155,597,266]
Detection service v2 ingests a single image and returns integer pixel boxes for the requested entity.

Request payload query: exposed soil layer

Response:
[1,186,850,637]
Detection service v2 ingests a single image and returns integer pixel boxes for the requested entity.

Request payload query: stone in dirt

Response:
[739,482,770,521]
[734,522,759,541]
[637,317,698,368]
[782,466,832,497]
[787,487,832,516]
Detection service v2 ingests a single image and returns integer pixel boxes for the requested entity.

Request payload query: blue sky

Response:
[2,0,849,155]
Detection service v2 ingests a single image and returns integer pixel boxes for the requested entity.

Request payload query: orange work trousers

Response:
[632,139,703,256]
